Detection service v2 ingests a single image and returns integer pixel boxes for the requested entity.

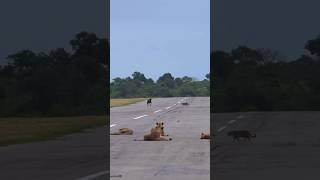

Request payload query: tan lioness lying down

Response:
[200,133,216,139]
[110,128,133,135]
[200,133,210,139]
[134,122,172,141]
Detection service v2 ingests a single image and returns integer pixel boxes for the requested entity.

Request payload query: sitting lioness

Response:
[110,128,133,135]
[228,130,256,142]
[157,122,169,136]
[134,122,172,141]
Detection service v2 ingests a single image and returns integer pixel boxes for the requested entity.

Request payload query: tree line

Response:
[111,72,210,98]
[212,34,320,112]
[0,32,109,117]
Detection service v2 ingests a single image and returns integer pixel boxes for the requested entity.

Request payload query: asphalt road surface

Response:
[213,111,320,180]
[110,97,210,180]
[0,121,108,180]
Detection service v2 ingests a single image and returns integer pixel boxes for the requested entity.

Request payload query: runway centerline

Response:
[228,120,236,124]
[154,109,162,113]
[217,126,226,132]
[76,170,109,180]
[133,115,148,119]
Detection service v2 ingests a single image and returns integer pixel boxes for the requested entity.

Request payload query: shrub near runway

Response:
[111,98,147,107]
[0,116,107,146]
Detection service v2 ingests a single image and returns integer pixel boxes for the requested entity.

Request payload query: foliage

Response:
[110,72,210,98]
[212,34,320,112]
[0,32,108,117]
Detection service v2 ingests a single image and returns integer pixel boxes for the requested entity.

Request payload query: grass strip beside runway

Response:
[0,116,107,146]
[111,98,147,107]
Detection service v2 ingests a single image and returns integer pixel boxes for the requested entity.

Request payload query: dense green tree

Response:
[212,34,320,112]
[205,73,210,80]
[157,73,175,88]
[305,35,320,57]
[110,72,210,98]
[0,32,108,117]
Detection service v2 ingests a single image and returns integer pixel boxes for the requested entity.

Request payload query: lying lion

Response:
[110,128,133,135]
[134,122,172,141]
[200,133,216,139]
[200,133,210,139]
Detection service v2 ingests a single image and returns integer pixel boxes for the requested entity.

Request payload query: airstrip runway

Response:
[110,97,210,180]
[213,111,320,180]
[1,99,319,180]
[0,122,108,180]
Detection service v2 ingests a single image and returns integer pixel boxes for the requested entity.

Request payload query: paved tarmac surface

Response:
[0,120,108,180]
[110,97,210,180]
[213,111,320,180]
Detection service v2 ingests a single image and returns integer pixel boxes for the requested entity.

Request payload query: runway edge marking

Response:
[76,170,109,180]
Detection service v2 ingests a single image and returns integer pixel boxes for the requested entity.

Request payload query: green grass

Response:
[111,98,147,107]
[0,116,107,146]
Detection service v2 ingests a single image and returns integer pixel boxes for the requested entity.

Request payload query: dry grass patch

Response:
[111,98,147,107]
[0,116,106,146]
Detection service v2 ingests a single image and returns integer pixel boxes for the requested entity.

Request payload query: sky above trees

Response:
[111,0,210,81]
[213,0,320,60]
[0,0,107,64]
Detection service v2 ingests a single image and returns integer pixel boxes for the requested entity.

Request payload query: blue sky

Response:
[0,0,107,64]
[110,0,210,81]
[213,0,320,60]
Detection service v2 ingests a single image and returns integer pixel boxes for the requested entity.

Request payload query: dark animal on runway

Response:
[134,122,172,141]
[228,130,256,142]
[147,98,152,107]
[110,128,133,135]
[181,102,189,105]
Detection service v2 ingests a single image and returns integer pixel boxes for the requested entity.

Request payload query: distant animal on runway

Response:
[181,102,189,105]
[228,130,256,142]
[110,128,133,135]
[147,98,152,107]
